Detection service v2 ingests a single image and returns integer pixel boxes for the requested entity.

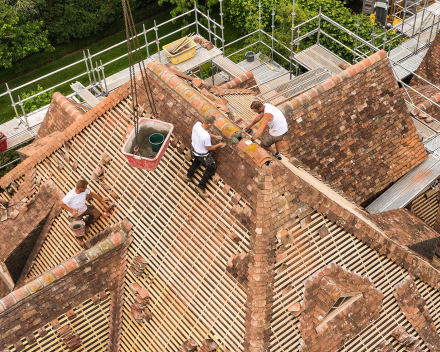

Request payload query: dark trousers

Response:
[187,155,216,190]
[71,205,101,225]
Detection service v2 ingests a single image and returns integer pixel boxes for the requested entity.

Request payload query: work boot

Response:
[197,186,209,198]
[273,151,282,160]
[182,175,193,183]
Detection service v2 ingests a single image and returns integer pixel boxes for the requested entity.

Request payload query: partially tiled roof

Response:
[407,85,440,106]
[373,208,439,246]
[271,209,440,351]
[0,67,266,351]
[1,53,440,352]
[6,293,112,352]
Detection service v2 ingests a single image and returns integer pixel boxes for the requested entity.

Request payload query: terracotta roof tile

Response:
[36,93,84,140]
[412,32,440,86]
[278,50,427,206]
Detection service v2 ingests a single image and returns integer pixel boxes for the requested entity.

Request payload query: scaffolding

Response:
[1,0,440,157]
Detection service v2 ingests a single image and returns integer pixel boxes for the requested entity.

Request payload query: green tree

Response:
[21,85,54,113]
[158,0,217,18]
[0,149,21,177]
[224,0,390,63]
[0,0,52,69]
[38,0,143,44]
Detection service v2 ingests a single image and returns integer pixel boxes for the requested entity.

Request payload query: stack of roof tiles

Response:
[129,283,151,323]
[57,325,82,351]
[394,276,440,350]
[179,339,199,352]
[129,256,148,277]
[391,326,420,351]
[199,339,218,351]
[227,252,249,286]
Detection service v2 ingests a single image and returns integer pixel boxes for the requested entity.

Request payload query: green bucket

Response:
[149,133,165,153]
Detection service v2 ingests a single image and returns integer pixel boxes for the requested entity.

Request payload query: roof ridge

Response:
[218,71,254,90]
[53,92,83,121]
[279,50,387,115]
[146,60,272,167]
[413,90,440,116]
[0,219,132,315]
[0,81,131,188]
[243,166,277,351]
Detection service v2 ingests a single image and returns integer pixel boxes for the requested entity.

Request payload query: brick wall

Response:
[35,92,84,140]
[0,220,131,349]
[412,33,440,87]
[279,51,428,206]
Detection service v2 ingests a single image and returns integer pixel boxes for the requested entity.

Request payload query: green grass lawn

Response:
[0,6,246,124]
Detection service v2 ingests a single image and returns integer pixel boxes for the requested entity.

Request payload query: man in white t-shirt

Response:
[60,179,109,225]
[245,101,288,160]
[183,116,225,197]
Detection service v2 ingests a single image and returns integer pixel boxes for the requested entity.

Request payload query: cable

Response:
[121,0,159,154]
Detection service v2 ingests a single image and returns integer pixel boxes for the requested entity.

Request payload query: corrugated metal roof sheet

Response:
[367,154,440,214]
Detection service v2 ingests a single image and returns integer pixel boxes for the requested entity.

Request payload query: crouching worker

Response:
[60,179,109,225]
[184,116,225,197]
[245,101,288,160]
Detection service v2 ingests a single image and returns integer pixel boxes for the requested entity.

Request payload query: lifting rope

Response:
[122,0,158,154]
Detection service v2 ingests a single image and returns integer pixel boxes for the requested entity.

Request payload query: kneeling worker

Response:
[245,101,288,159]
[60,179,109,225]
[184,116,225,197]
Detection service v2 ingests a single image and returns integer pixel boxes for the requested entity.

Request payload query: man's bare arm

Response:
[253,113,271,140]
[59,200,78,217]
[246,112,264,129]
[208,132,222,140]
[206,142,226,151]
[88,191,109,203]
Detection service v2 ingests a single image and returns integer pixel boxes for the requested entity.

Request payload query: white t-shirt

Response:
[264,103,288,137]
[62,188,91,216]
[191,121,212,155]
